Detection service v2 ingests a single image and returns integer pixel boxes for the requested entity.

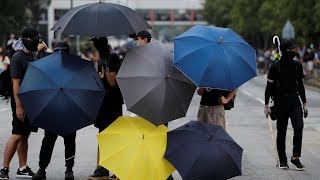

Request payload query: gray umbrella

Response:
[116,41,196,126]
[51,2,151,37]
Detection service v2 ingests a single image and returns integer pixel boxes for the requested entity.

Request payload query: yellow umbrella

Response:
[97,116,175,180]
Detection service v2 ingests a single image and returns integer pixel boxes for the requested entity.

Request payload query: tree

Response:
[203,0,320,49]
[0,0,50,46]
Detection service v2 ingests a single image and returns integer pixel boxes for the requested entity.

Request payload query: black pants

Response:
[275,95,303,163]
[39,131,76,169]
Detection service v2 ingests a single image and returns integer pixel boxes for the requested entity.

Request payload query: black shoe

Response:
[279,161,289,169]
[32,169,46,180]
[65,168,74,180]
[16,166,34,178]
[0,168,9,179]
[87,166,109,180]
[291,157,305,171]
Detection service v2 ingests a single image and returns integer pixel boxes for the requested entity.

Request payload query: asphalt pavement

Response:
[1,75,320,179]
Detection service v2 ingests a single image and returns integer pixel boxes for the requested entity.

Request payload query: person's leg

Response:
[64,132,76,180]
[17,136,28,168]
[276,113,289,166]
[33,131,58,180]
[64,132,76,169]
[39,131,58,169]
[290,98,304,158]
[289,98,305,170]
[2,134,23,168]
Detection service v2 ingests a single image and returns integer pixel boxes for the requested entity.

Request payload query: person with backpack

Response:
[264,37,308,171]
[197,88,237,130]
[0,27,40,179]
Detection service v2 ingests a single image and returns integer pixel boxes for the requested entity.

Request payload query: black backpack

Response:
[0,66,12,97]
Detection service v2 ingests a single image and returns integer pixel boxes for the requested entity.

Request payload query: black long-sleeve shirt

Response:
[265,58,306,105]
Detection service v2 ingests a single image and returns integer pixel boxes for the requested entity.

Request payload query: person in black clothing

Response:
[88,37,123,180]
[264,38,308,170]
[32,41,76,180]
[0,27,40,180]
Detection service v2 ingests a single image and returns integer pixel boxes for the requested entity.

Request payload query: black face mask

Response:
[282,51,296,60]
[22,38,39,52]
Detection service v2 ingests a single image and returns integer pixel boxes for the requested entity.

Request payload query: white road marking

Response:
[0,108,9,112]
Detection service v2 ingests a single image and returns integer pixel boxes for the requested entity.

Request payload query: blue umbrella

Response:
[164,121,243,180]
[174,25,257,90]
[18,50,106,136]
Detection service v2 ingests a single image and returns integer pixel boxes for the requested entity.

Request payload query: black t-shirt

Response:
[200,89,224,106]
[95,52,123,128]
[267,59,306,103]
[10,50,35,108]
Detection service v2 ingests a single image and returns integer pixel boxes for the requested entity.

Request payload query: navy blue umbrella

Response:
[164,121,243,180]
[18,50,105,136]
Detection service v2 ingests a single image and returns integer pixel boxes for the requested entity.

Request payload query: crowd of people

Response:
[0,26,310,180]
[256,45,320,80]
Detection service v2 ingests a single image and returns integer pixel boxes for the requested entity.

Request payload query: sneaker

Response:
[32,169,46,180]
[291,157,305,171]
[16,166,34,178]
[0,168,9,179]
[65,168,74,180]
[87,166,109,180]
[279,162,289,169]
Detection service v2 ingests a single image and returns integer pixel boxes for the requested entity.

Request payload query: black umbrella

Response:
[164,121,243,180]
[51,2,151,37]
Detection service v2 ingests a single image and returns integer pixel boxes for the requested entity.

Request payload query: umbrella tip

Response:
[219,37,222,44]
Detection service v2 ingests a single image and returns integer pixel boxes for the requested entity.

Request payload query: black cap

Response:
[129,30,152,42]
[21,27,40,39]
[53,41,70,52]
[280,39,298,51]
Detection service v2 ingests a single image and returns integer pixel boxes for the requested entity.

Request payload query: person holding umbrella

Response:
[32,41,76,180]
[197,88,237,130]
[127,31,175,180]
[129,30,152,47]
[88,37,123,180]
[0,27,40,179]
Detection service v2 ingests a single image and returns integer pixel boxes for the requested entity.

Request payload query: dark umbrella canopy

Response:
[18,51,105,136]
[116,41,196,125]
[164,121,243,180]
[51,2,151,37]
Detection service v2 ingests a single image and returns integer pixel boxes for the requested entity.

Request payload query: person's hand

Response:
[264,105,271,118]
[104,66,110,74]
[303,103,308,118]
[16,106,25,122]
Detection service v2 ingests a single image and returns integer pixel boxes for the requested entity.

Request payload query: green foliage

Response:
[0,0,50,45]
[203,0,320,48]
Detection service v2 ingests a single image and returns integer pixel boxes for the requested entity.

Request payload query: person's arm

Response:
[220,90,237,104]
[105,69,117,87]
[297,63,306,104]
[12,78,25,121]
[197,88,205,95]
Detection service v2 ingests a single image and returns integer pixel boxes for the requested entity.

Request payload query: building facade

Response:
[44,0,206,48]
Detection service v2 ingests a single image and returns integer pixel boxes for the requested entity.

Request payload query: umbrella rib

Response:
[223,42,256,72]
[108,4,136,32]
[30,65,60,88]
[174,43,213,65]
[222,44,256,87]
[51,3,94,32]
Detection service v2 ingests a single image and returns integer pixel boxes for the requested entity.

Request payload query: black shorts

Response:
[11,112,33,137]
